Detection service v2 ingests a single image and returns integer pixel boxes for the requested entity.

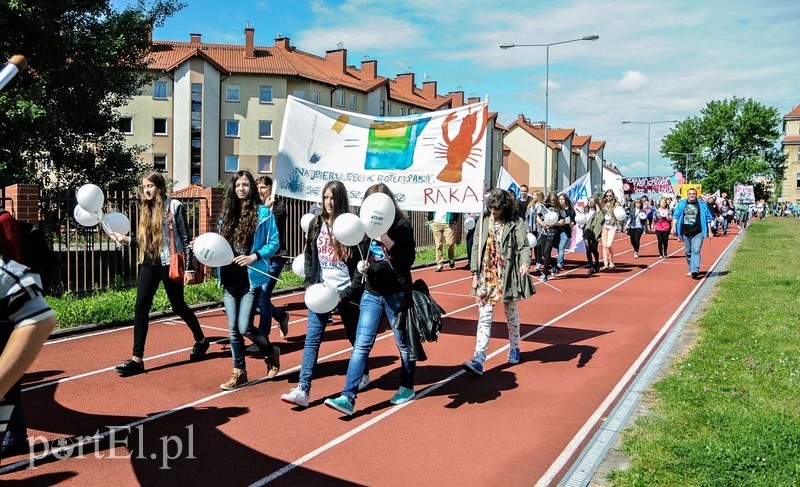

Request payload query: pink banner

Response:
[622,176,675,195]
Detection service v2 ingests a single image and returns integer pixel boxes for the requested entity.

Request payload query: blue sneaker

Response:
[508,348,521,364]
[389,386,415,405]
[324,395,354,416]
[462,359,483,376]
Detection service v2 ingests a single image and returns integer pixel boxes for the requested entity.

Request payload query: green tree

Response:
[661,97,786,200]
[0,0,184,191]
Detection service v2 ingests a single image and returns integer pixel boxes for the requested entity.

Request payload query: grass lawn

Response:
[608,218,800,486]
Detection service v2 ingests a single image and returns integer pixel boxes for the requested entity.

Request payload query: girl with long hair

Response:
[625,198,647,258]
[526,190,546,273]
[110,172,209,376]
[535,192,564,281]
[462,189,534,376]
[556,194,576,271]
[281,181,369,408]
[324,183,417,416]
[582,196,604,274]
[217,170,280,390]
[600,190,623,270]
[653,197,673,259]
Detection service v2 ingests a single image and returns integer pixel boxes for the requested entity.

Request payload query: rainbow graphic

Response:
[364,117,430,170]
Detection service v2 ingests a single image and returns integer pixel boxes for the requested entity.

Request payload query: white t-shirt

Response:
[316,224,350,292]
[1,258,55,330]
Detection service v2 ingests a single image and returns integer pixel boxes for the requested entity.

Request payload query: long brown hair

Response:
[221,170,260,253]
[136,172,167,264]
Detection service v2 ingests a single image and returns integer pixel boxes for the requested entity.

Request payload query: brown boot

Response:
[265,346,281,379]
[220,368,248,390]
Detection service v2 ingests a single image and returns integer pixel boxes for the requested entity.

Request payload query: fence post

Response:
[4,184,40,224]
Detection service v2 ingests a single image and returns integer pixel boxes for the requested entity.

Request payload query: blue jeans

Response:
[721,217,728,234]
[223,284,269,370]
[681,233,704,274]
[557,231,569,267]
[257,256,288,336]
[298,299,361,393]
[341,290,412,401]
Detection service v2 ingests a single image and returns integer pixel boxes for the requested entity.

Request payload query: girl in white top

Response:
[600,190,623,270]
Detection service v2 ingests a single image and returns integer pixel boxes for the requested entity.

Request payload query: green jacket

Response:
[583,210,604,240]
[471,215,535,302]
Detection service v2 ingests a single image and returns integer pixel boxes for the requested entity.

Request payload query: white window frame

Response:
[153,81,167,99]
[119,117,133,135]
[225,155,239,173]
[225,120,240,138]
[312,91,321,104]
[399,107,405,116]
[153,154,167,171]
[258,155,273,173]
[258,120,273,139]
[153,118,168,136]
[380,100,385,116]
[334,91,345,107]
[259,86,273,103]
[350,94,357,109]
[226,84,240,102]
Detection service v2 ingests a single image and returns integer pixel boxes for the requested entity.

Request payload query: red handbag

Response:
[168,210,185,283]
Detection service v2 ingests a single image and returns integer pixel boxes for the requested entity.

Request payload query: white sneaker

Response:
[357,373,370,391]
[281,387,309,408]
[634,252,639,258]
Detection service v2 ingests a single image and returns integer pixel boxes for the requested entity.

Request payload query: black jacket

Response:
[349,217,415,297]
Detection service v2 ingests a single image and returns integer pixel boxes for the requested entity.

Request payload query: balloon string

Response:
[247,265,283,283]
[100,218,121,249]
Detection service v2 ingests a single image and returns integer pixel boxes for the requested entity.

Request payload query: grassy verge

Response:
[608,218,800,485]
[47,244,467,330]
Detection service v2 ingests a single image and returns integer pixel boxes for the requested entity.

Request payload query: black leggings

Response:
[656,230,670,256]
[584,238,599,266]
[132,264,205,357]
[540,233,555,274]
[629,227,644,253]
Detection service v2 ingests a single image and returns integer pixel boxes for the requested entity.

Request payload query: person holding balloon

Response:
[462,189,534,376]
[600,190,625,270]
[109,172,209,376]
[463,212,479,269]
[625,198,647,259]
[324,183,417,416]
[582,196,605,274]
[217,170,281,390]
[280,181,370,408]
[526,190,546,274]
[534,192,564,281]
[556,194,576,271]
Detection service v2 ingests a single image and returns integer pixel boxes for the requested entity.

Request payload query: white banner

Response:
[275,96,488,212]
[496,167,520,197]
[558,172,592,253]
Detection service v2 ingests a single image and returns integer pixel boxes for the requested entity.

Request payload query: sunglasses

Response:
[489,205,502,210]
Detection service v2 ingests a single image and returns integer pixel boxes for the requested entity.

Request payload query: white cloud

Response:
[613,71,650,93]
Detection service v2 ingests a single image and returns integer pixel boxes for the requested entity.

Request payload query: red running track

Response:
[1,228,740,486]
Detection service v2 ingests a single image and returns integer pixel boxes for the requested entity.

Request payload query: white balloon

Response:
[357,260,368,274]
[291,254,305,278]
[527,233,537,247]
[574,212,587,225]
[76,184,105,213]
[101,212,130,235]
[300,213,315,233]
[304,283,339,314]
[332,213,366,246]
[727,210,733,216]
[659,209,670,218]
[74,205,102,227]
[464,217,476,231]
[638,211,647,220]
[359,192,396,239]
[193,232,234,267]
[613,207,626,220]
[544,211,558,226]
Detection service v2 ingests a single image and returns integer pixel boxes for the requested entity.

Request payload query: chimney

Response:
[275,35,290,50]
[245,27,255,59]
[325,48,347,72]
[190,33,202,45]
[422,81,437,99]
[449,91,464,108]
[517,114,526,125]
[396,73,415,93]
[361,59,377,80]
[467,96,481,105]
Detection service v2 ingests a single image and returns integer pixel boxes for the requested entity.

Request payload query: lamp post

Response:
[667,151,702,182]
[501,35,599,194]
[621,119,678,177]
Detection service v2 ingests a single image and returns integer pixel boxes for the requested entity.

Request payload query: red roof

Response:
[506,120,560,149]
[785,104,800,118]
[589,140,606,151]
[782,135,800,144]
[547,128,575,141]
[573,135,591,147]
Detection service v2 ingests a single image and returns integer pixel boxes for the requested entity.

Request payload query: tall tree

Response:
[0,0,184,191]
[661,97,786,200]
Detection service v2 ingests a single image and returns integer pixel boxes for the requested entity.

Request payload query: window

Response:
[225,155,239,173]
[153,154,167,171]
[312,91,321,104]
[797,173,800,189]
[380,100,385,116]
[399,107,405,116]
[225,120,239,137]
[293,89,307,100]
[153,81,167,99]
[191,83,202,102]
[191,111,202,130]
[259,86,273,103]
[387,102,392,116]
[226,84,240,102]
[334,91,345,107]
[153,118,167,135]
[118,117,133,134]
[258,120,273,138]
[797,150,800,162]
[350,94,357,109]
[258,155,273,173]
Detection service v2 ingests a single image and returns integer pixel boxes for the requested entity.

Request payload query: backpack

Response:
[0,209,58,295]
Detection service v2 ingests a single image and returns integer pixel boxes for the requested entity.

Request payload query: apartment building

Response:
[781,104,800,203]
[119,27,502,189]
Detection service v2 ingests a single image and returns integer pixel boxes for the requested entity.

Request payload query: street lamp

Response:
[667,151,702,182]
[621,119,678,177]
[501,35,599,194]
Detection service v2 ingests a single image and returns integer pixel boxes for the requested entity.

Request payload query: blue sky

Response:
[122,0,800,178]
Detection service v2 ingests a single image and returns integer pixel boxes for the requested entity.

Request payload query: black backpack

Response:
[0,209,58,295]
